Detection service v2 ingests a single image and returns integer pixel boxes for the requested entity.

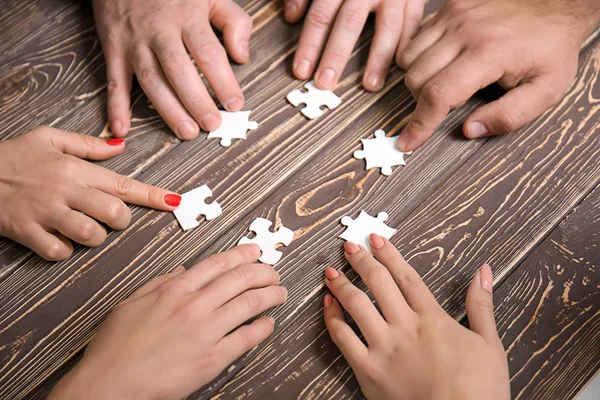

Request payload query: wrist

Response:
[48,360,122,400]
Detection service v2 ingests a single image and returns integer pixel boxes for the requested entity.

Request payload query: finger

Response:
[214,316,275,367]
[183,244,262,291]
[466,264,501,345]
[343,241,411,322]
[38,127,126,160]
[368,235,439,313]
[199,263,280,309]
[363,2,405,92]
[210,0,253,63]
[403,34,461,99]
[464,74,567,139]
[396,0,425,55]
[184,23,244,114]
[212,286,288,337]
[324,267,387,345]
[122,265,187,304]
[284,0,311,23]
[292,0,344,80]
[130,45,201,139]
[83,163,181,211]
[396,21,444,70]
[69,187,131,230]
[7,224,73,261]
[397,53,503,152]
[314,0,370,89]
[150,34,222,135]
[324,294,368,366]
[105,48,133,137]
[51,208,107,248]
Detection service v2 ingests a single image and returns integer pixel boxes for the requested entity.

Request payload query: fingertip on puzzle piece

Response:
[173,185,222,231]
[238,217,294,265]
[339,210,396,253]
[207,110,258,147]
[353,129,412,176]
[287,80,342,120]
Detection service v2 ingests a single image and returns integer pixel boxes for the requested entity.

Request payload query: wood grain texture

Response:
[0,0,598,399]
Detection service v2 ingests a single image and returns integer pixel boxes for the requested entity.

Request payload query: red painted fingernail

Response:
[324,267,340,280]
[164,194,182,207]
[344,242,360,254]
[324,294,333,309]
[106,138,125,146]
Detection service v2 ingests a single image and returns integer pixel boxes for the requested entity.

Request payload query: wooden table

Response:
[1,1,599,399]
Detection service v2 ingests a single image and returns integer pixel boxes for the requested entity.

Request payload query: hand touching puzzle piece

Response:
[287,81,342,119]
[340,211,397,252]
[173,185,222,231]
[239,218,294,265]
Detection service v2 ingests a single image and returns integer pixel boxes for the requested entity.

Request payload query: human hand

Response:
[48,244,287,400]
[285,0,425,91]
[0,126,181,261]
[323,235,510,400]
[396,0,600,152]
[92,0,252,139]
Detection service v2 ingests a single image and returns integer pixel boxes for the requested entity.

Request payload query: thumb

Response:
[466,264,500,344]
[42,127,126,160]
[463,74,567,139]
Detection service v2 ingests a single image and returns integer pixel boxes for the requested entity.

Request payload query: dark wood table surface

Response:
[0,0,599,399]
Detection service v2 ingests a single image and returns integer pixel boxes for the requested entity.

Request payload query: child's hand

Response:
[396,0,599,152]
[0,126,181,261]
[48,245,287,400]
[286,0,425,91]
[92,0,252,139]
[324,235,510,400]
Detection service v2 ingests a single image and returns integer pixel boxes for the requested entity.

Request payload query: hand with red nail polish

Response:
[323,235,510,400]
[92,0,253,139]
[287,0,425,92]
[396,0,600,152]
[0,126,180,261]
[49,244,288,400]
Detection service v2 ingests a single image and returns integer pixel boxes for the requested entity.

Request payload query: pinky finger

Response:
[8,225,73,261]
[214,316,276,365]
[324,294,368,367]
[106,52,133,137]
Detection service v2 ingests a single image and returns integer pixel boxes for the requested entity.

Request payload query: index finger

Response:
[397,52,503,152]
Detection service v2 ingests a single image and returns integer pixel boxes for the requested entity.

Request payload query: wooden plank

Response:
[200,40,600,399]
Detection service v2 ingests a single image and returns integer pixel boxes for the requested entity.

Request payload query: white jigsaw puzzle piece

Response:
[238,218,294,265]
[339,211,397,252]
[207,110,258,147]
[286,81,342,119]
[173,185,222,231]
[353,130,412,176]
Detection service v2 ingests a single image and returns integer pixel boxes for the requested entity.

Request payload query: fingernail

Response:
[164,194,182,207]
[266,316,275,325]
[344,242,360,254]
[397,132,409,151]
[317,68,336,88]
[366,71,382,90]
[176,121,199,140]
[294,59,311,79]
[280,286,288,297]
[106,138,125,146]
[285,0,298,17]
[467,122,488,138]
[226,96,244,112]
[324,294,333,309]
[238,40,249,56]
[174,265,186,274]
[324,267,340,280]
[201,114,221,132]
[112,120,123,135]
[369,234,384,250]
[480,264,493,294]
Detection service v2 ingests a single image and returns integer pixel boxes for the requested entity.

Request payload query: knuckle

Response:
[404,71,422,93]
[378,13,402,32]
[113,175,134,197]
[106,200,130,228]
[364,267,389,286]
[237,327,258,349]
[347,291,369,311]
[42,242,69,261]
[306,6,334,29]
[339,7,364,28]
[78,220,99,242]
[107,79,121,95]
[234,264,256,284]
[206,253,229,272]
[245,292,264,312]
[397,270,422,288]
[194,42,225,66]
[422,81,445,103]
[137,66,160,90]
[160,51,190,76]
[454,19,474,39]
[57,156,81,176]
[496,102,524,132]
[475,294,494,310]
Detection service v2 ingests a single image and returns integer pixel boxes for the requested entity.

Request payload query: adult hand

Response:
[48,245,287,400]
[396,0,600,152]
[324,235,510,400]
[0,126,181,261]
[93,0,253,139]
[285,0,425,91]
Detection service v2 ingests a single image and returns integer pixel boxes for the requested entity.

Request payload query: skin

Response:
[395,0,600,151]
[48,244,288,400]
[92,0,253,140]
[0,127,180,261]
[285,0,425,92]
[324,234,511,399]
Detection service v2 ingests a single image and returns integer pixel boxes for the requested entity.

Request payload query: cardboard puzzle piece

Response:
[353,130,412,176]
[238,218,294,265]
[339,211,397,252]
[286,80,342,119]
[173,185,222,231]
[207,110,258,147]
